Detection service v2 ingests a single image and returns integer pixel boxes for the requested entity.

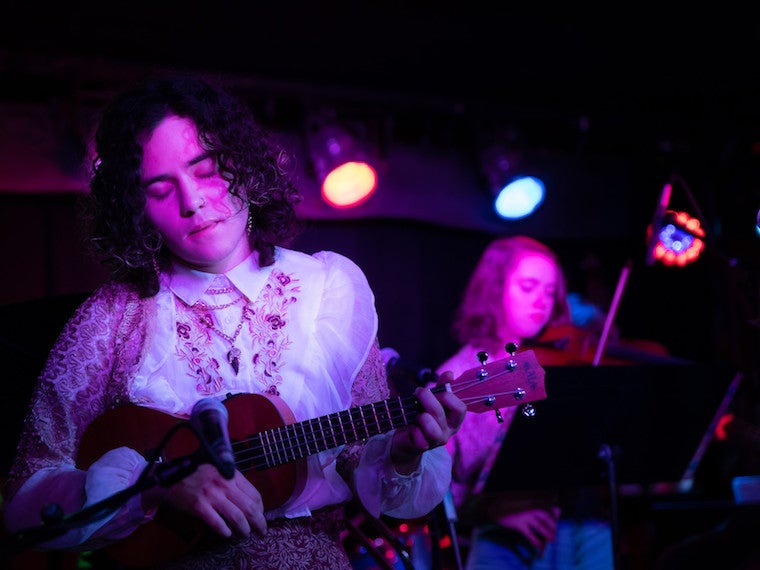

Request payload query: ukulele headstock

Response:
[449,347,546,420]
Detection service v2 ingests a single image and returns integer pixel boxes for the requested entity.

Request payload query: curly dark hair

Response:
[451,235,571,347]
[84,75,302,297]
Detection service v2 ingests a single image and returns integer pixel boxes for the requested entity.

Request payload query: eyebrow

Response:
[141,151,215,187]
[189,151,215,167]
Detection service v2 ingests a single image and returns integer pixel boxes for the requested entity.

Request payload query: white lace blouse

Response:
[3,247,451,550]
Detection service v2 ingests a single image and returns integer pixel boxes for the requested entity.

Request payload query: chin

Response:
[520,327,544,340]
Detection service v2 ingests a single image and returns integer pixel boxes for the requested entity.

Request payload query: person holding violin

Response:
[437,235,614,569]
[2,75,466,569]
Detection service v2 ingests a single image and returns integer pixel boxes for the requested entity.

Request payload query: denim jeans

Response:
[465,519,614,570]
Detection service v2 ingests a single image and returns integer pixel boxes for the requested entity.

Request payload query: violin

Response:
[525,323,602,366]
[526,323,671,367]
[528,260,674,367]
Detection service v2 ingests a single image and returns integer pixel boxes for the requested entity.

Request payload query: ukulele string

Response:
[223,361,528,469]
[226,394,423,469]
[229,409,420,467]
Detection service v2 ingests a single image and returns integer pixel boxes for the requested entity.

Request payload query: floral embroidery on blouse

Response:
[248,270,300,395]
[175,313,226,395]
[172,269,300,397]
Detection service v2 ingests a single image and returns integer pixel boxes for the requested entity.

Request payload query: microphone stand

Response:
[598,444,620,570]
[7,452,201,553]
[6,418,213,554]
[429,493,463,570]
[589,260,632,570]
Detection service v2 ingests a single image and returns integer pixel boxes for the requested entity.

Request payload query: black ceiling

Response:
[5,6,760,141]
[4,5,760,229]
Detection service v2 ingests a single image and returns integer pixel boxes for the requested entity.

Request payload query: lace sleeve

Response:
[341,340,453,519]
[335,338,389,480]
[4,283,140,500]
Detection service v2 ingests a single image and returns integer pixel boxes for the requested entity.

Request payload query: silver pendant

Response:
[227,347,241,375]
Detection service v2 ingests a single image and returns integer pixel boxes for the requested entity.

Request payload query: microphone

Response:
[645,181,673,266]
[190,397,236,480]
[381,347,439,391]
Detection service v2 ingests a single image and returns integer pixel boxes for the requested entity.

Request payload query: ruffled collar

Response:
[166,249,276,305]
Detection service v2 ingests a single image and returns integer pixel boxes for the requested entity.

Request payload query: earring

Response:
[246,210,254,235]
[150,252,161,280]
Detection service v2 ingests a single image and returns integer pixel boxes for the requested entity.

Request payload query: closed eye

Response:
[190,156,219,179]
[145,182,174,200]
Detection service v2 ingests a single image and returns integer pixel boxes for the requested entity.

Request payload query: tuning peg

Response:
[475,351,489,380]
[494,409,504,423]
[503,343,519,371]
[521,403,536,417]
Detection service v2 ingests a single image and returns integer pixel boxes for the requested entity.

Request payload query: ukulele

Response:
[76,349,546,567]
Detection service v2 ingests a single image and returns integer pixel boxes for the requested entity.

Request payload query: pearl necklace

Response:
[195,295,245,311]
[206,285,236,295]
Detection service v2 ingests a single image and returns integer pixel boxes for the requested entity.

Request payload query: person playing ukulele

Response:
[2,76,466,569]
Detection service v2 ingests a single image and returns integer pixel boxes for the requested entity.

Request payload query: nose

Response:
[534,293,551,309]
[179,180,206,217]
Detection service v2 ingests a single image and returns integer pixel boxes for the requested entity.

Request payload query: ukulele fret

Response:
[368,401,381,435]
[357,406,369,439]
[397,399,407,425]
[306,417,322,454]
[336,409,351,445]
[297,421,312,457]
[327,413,338,447]
[284,423,297,462]
[346,410,361,441]
[382,400,393,433]
[313,415,330,450]
[347,406,362,440]
[296,422,319,460]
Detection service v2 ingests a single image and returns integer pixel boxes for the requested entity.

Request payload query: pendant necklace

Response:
[194,297,250,375]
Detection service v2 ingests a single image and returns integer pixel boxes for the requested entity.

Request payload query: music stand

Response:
[481,363,734,494]
[479,363,737,570]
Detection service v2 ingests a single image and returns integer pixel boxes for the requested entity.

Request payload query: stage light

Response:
[480,143,545,220]
[650,210,706,266]
[646,176,708,267]
[307,120,378,209]
[493,176,545,219]
[321,161,377,208]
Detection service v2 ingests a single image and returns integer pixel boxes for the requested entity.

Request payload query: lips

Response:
[188,219,219,236]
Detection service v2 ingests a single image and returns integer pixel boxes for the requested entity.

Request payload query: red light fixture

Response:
[321,161,377,208]
[307,118,378,209]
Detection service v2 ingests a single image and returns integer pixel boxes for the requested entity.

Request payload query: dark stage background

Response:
[2,191,758,367]
[4,7,760,567]
[3,190,759,476]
